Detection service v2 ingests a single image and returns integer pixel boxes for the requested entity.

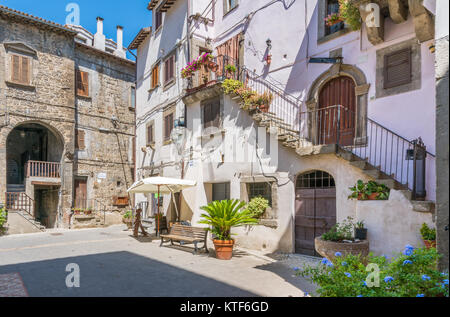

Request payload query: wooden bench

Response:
[160,224,208,254]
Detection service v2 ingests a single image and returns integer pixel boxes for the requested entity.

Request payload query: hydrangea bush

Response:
[297,245,449,297]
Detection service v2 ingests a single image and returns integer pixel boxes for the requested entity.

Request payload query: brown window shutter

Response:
[76,129,85,150]
[76,71,89,96]
[384,48,412,89]
[82,71,89,96]
[147,124,154,145]
[170,55,175,80]
[212,101,220,128]
[21,57,30,84]
[11,55,20,82]
[165,59,169,83]
[156,65,159,85]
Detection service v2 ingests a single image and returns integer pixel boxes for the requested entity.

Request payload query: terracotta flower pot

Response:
[423,240,436,249]
[213,239,235,260]
[258,104,269,113]
[368,193,380,200]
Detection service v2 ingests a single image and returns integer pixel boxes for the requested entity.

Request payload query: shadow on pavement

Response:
[0,251,257,297]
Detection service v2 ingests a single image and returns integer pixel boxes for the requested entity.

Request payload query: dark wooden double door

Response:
[318,76,356,146]
[295,172,336,256]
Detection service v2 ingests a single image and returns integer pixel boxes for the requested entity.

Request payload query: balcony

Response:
[184,54,239,94]
[25,161,61,186]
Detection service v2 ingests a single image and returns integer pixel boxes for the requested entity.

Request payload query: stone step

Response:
[363,169,386,179]
[411,201,435,213]
[375,178,403,190]
[350,160,371,170]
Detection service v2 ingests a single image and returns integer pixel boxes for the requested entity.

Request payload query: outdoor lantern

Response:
[266,38,272,50]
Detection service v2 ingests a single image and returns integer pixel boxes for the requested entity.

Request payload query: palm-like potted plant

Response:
[199,199,258,260]
[420,223,436,249]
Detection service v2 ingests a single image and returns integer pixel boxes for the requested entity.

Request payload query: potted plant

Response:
[254,91,273,113]
[420,223,436,249]
[225,64,237,79]
[324,13,343,27]
[84,208,93,215]
[354,221,367,240]
[199,199,258,260]
[348,180,390,201]
[122,210,133,229]
[315,217,370,262]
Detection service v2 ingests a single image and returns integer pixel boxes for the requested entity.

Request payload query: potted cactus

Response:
[199,199,258,260]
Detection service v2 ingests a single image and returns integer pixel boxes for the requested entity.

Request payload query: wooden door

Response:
[74,178,87,208]
[295,171,336,255]
[318,76,356,146]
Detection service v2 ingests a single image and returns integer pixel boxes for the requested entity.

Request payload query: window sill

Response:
[317,27,352,45]
[76,94,92,100]
[258,218,278,229]
[199,128,225,139]
[148,85,159,93]
[223,5,238,18]
[154,26,163,37]
[163,80,176,91]
[5,80,35,91]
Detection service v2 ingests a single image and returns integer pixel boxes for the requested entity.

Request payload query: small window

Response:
[248,183,272,207]
[202,98,221,129]
[151,64,160,89]
[146,122,155,146]
[76,70,89,97]
[163,110,175,142]
[212,183,230,201]
[325,0,344,36]
[164,54,175,85]
[10,54,31,85]
[154,9,163,30]
[75,129,86,150]
[383,48,412,89]
[224,0,239,15]
[130,86,136,109]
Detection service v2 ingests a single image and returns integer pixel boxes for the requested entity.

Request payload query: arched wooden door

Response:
[318,76,356,146]
[295,171,336,255]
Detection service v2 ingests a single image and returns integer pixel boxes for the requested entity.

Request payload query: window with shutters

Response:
[154,8,163,31]
[10,54,31,85]
[383,48,412,89]
[164,54,175,86]
[146,122,155,146]
[151,64,160,89]
[75,129,86,150]
[76,70,90,97]
[202,98,221,130]
[113,196,129,206]
[163,108,175,142]
[223,0,239,15]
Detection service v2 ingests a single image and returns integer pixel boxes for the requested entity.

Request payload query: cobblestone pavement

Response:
[0,226,317,297]
[0,273,28,297]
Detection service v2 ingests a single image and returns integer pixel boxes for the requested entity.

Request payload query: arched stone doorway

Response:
[295,170,336,255]
[5,122,64,228]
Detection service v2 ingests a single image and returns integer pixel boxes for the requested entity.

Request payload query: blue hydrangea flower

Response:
[362,281,368,287]
[403,245,415,256]
[304,292,309,297]
[335,252,342,257]
[403,260,413,266]
[326,261,334,268]
[416,294,425,297]
[422,274,431,281]
[293,267,300,271]
[443,279,449,285]
[344,272,352,278]
[341,261,347,266]
[357,295,363,297]
[384,276,394,283]
[321,258,329,265]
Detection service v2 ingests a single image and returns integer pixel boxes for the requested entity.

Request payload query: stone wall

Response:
[74,44,136,217]
[0,16,76,227]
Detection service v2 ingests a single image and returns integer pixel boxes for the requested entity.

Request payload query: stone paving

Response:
[0,226,317,297]
[0,273,28,297]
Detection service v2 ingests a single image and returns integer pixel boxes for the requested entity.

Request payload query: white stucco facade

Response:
[131,0,437,258]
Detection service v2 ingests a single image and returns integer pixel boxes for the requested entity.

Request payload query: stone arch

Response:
[306,64,370,144]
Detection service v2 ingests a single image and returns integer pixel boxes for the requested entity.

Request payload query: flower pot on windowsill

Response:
[258,104,270,113]
[326,19,344,27]
[423,240,436,249]
[213,239,235,260]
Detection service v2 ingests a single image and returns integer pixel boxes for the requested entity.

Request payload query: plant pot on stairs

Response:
[213,239,235,260]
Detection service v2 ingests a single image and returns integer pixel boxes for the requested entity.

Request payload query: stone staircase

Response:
[12,208,46,230]
[229,92,435,214]
[5,190,46,231]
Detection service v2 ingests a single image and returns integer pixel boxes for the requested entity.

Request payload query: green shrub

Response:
[245,196,269,219]
[338,0,362,31]
[420,223,436,241]
[322,217,354,242]
[297,246,449,297]
[123,210,132,219]
[222,79,243,94]
[0,207,7,228]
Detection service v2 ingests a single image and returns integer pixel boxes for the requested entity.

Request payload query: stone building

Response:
[0,5,136,233]
[131,0,437,257]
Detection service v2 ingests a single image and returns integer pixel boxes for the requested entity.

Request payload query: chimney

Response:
[94,17,106,51]
[114,25,126,58]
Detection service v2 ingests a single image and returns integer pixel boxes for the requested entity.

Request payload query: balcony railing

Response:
[299,105,435,199]
[5,192,35,217]
[26,161,61,178]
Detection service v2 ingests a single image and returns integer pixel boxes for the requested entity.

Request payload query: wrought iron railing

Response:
[299,105,434,199]
[26,161,61,178]
[5,192,35,217]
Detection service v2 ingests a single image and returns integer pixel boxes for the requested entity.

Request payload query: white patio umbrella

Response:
[127,176,196,235]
